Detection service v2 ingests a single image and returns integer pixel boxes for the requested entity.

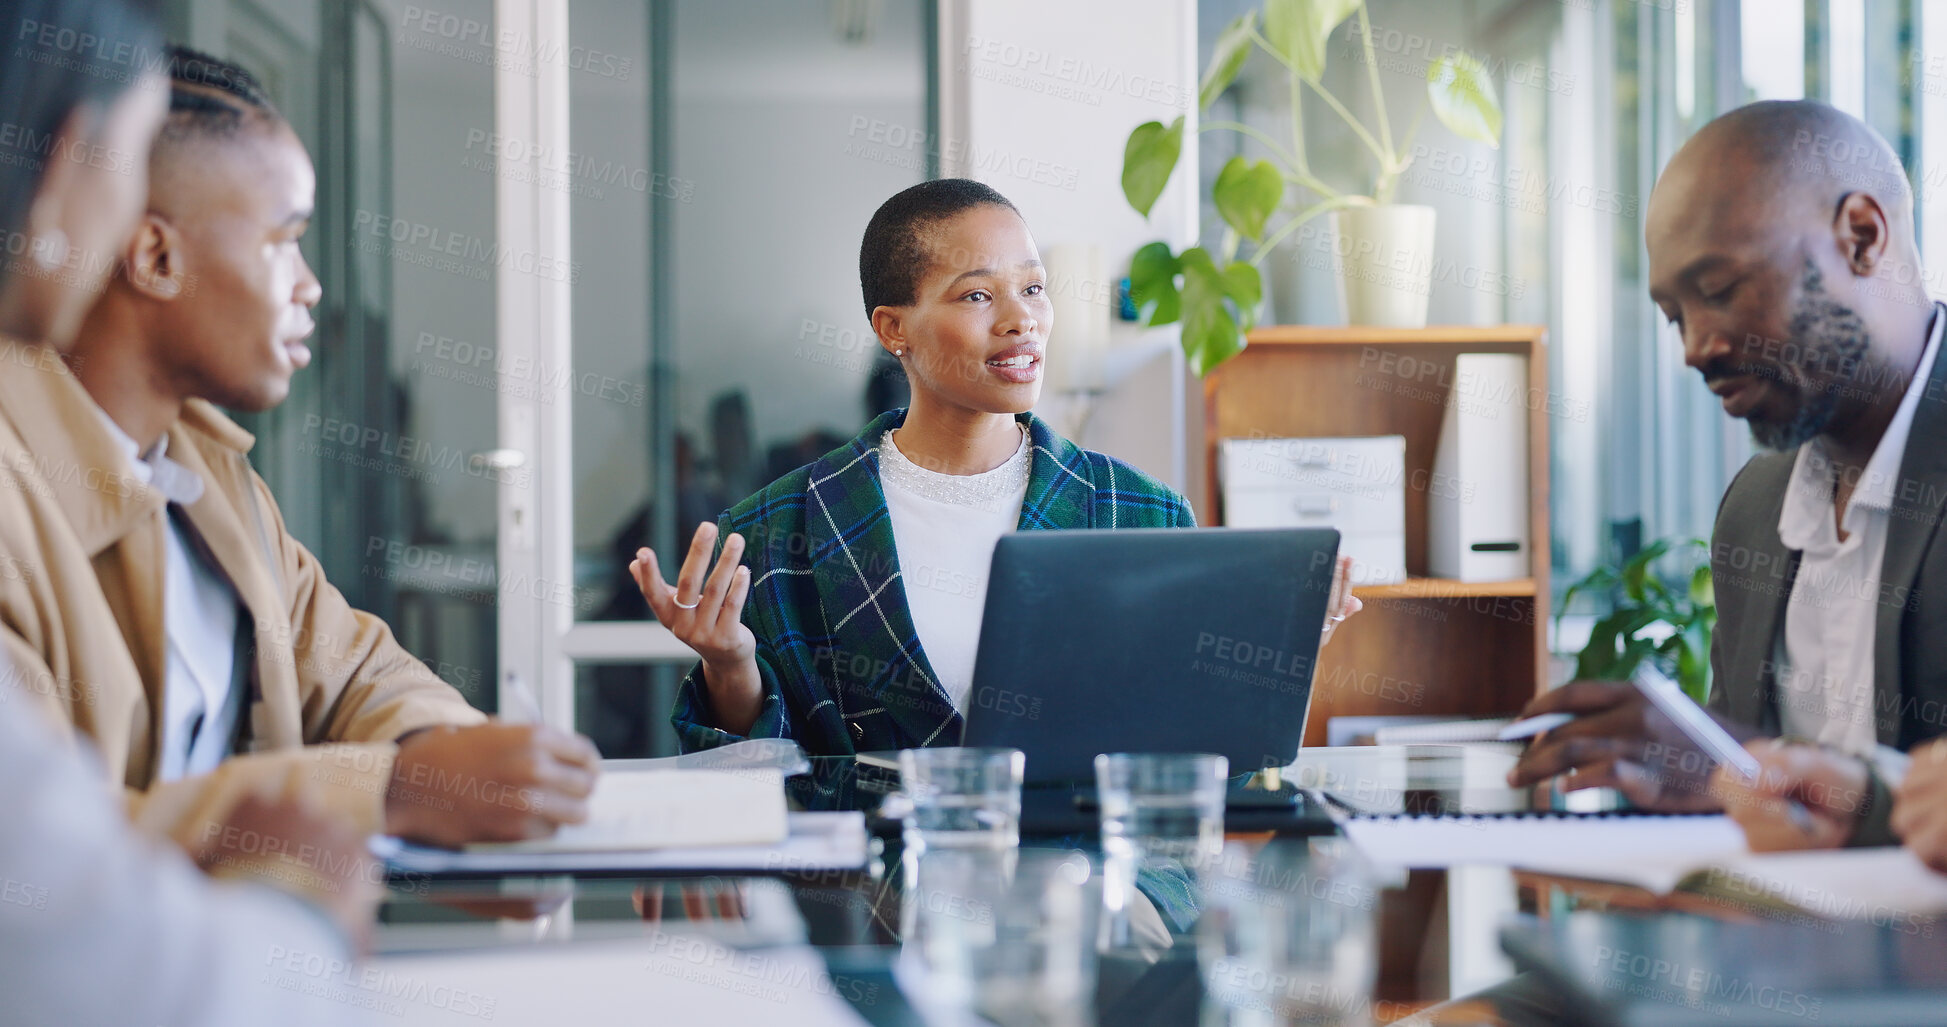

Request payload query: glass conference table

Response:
[369,746,1636,1026]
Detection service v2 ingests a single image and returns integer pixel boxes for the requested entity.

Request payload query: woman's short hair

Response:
[858,177,1020,319]
[0,0,163,248]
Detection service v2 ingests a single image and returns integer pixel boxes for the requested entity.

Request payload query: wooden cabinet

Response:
[1203,325,1552,746]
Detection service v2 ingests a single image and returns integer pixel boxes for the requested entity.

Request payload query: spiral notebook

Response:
[1337,811,1748,872]
[1309,785,1745,872]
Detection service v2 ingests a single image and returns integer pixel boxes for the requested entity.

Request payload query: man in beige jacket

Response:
[0,46,600,849]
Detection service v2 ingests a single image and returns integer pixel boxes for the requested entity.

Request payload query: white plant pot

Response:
[1331,204,1437,328]
[1263,231,1308,326]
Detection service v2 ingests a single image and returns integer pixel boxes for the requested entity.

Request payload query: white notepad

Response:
[469,768,788,854]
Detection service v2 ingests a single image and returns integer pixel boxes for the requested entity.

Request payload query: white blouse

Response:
[878,424,1031,715]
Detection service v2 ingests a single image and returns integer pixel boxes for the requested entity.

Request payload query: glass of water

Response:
[1094,752,1228,951]
[897,746,1025,851]
[896,847,1101,1027]
[1197,839,1378,1027]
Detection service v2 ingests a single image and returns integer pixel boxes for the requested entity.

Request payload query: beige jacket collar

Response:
[0,339,255,557]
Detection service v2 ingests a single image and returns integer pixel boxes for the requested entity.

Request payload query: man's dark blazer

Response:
[1707,307,1947,840]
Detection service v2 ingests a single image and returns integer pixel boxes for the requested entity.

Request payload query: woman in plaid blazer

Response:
[633,180,1357,757]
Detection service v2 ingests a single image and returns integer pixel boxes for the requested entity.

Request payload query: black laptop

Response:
[957,527,1341,834]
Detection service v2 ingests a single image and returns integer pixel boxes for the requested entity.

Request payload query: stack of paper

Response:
[380,811,868,877]
[1371,718,1519,745]
[375,768,879,877]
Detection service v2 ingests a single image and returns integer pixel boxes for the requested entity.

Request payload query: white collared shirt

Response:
[1773,306,1945,756]
[93,409,243,781]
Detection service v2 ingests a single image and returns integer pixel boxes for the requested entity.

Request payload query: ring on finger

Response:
[672,593,701,610]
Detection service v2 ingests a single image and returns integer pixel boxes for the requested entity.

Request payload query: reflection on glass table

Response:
[373,745,1629,1025]
[377,840,1384,1027]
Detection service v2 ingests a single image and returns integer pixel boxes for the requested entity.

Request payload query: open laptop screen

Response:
[962,527,1339,785]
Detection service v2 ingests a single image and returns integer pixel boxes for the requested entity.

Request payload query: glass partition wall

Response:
[165,0,935,755]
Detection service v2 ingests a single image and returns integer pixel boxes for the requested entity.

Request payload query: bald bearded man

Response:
[1507,100,1940,847]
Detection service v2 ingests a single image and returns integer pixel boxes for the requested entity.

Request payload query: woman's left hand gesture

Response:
[1320,555,1362,647]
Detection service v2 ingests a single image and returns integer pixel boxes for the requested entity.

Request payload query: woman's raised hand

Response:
[1320,555,1363,647]
[630,523,764,732]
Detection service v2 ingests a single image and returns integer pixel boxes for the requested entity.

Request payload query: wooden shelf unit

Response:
[1205,324,1552,746]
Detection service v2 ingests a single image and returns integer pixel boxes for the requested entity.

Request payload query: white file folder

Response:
[1428,353,1530,582]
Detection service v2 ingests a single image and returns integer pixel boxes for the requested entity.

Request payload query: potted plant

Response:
[1121,0,1504,373]
[1556,538,1717,705]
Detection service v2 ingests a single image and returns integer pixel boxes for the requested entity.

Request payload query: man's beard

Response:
[1748,263,1874,451]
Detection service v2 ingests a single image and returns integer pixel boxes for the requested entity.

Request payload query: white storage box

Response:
[1219,435,1408,585]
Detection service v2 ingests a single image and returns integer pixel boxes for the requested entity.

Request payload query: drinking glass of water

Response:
[1094,752,1228,951]
[1197,839,1377,1026]
[896,847,1101,1027]
[897,746,1025,851]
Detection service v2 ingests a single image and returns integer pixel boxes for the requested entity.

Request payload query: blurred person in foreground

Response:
[0,2,378,1023]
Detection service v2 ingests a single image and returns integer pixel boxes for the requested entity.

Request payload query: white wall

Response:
[939,0,1200,492]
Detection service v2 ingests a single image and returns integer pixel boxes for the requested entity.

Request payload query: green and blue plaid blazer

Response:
[672,408,1197,756]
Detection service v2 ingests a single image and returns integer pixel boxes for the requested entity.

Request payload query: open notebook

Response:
[1518,842,1947,920]
[468,768,789,854]
[1343,812,1947,923]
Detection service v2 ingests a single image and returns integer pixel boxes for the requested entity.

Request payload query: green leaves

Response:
[1200,11,1258,111]
[1221,260,1263,314]
[1128,242,1181,326]
[1121,116,1185,219]
[1556,538,1715,704]
[1212,157,1283,241]
[1672,616,1713,705]
[1180,249,1247,377]
[1128,246,1260,377]
[1688,562,1714,608]
[1620,537,1673,604]
[1263,0,1361,83]
[1124,145,1270,375]
[1427,52,1503,148]
[1117,0,1511,378]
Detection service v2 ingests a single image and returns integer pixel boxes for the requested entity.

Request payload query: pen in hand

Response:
[1497,712,1575,741]
[503,671,544,724]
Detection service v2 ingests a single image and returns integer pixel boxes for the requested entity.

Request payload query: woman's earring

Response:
[894,348,904,356]
[33,228,68,270]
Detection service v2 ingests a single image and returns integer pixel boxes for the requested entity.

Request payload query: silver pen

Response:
[503,670,544,724]
[1631,664,1818,835]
